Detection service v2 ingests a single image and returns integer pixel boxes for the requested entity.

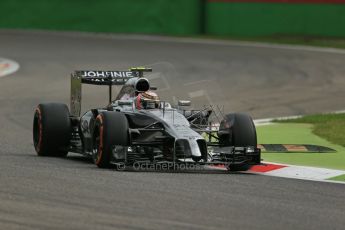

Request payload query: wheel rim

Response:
[92,126,100,163]
[92,118,104,165]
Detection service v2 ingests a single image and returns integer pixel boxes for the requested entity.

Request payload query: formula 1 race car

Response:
[33,67,261,171]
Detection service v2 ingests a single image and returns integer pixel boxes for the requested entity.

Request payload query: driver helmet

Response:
[135,91,160,110]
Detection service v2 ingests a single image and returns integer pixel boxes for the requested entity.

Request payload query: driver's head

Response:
[135,91,160,110]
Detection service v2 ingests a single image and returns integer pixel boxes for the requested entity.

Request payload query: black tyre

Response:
[92,112,129,168]
[33,103,71,157]
[219,113,257,171]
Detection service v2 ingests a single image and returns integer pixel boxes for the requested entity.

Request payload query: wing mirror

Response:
[178,100,191,107]
[118,100,133,106]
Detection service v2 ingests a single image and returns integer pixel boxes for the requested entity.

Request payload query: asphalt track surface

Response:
[0,30,344,230]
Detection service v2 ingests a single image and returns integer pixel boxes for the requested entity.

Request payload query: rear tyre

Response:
[92,112,129,168]
[33,103,71,157]
[218,113,257,171]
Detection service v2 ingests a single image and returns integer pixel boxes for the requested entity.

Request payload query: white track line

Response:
[115,35,345,55]
[0,57,20,78]
[254,110,345,126]
[76,34,345,55]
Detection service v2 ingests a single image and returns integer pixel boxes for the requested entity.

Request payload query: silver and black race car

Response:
[33,67,261,171]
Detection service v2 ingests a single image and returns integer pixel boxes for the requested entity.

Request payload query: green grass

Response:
[257,123,345,170]
[327,174,345,182]
[275,113,345,148]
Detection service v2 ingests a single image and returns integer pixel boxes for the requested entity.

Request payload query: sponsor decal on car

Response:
[80,71,136,78]
[76,70,137,85]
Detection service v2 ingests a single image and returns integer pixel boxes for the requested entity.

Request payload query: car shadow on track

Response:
[115,168,258,175]
[52,154,258,176]
[65,154,93,164]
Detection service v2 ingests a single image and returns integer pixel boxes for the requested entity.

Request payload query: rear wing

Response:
[74,70,138,85]
[70,68,152,117]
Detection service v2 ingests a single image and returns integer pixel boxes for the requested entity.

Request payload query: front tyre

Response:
[92,112,129,168]
[218,113,257,171]
[33,103,71,157]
